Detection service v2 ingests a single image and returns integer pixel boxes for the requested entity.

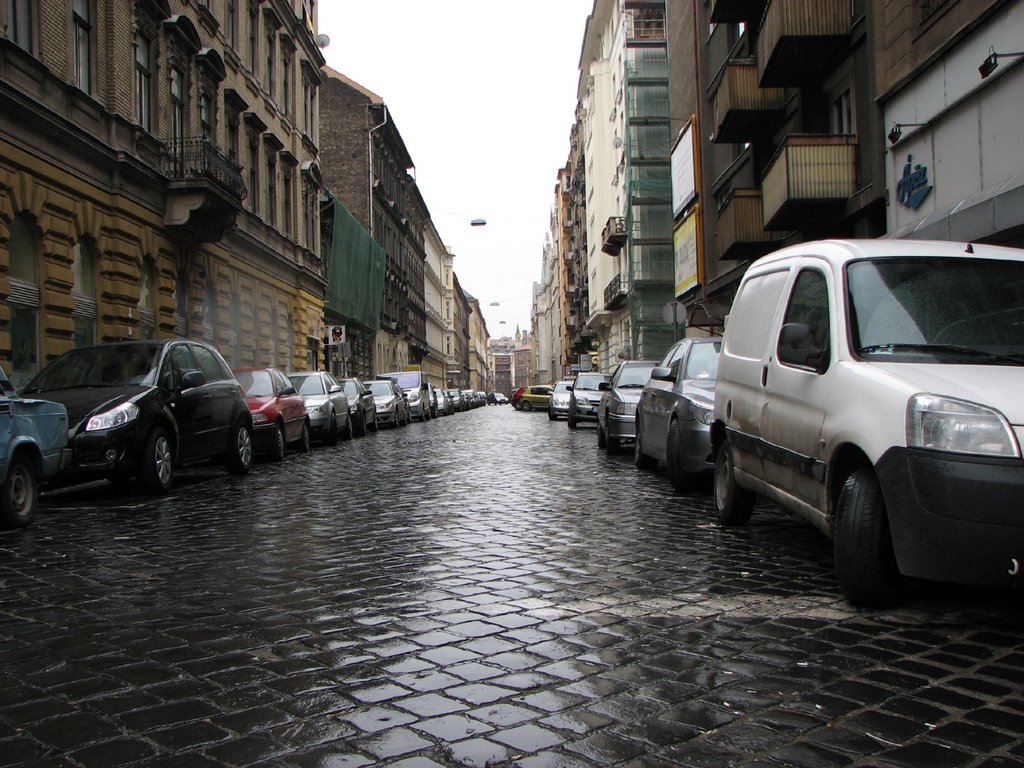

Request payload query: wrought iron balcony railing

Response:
[163,137,247,201]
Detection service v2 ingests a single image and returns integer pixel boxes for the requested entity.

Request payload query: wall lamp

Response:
[979,47,1024,79]
[887,122,925,145]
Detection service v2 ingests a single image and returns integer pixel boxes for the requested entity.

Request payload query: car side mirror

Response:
[280,385,297,396]
[566,385,574,391]
[778,322,829,373]
[181,370,207,390]
[650,366,673,381]
[329,384,342,393]
[598,381,611,391]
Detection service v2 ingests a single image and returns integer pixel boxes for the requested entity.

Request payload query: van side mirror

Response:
[778,323,829,373]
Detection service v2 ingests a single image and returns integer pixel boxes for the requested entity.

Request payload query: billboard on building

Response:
[674,205,700,298]
[671,118,697,218]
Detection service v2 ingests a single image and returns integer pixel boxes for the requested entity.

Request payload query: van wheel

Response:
[834,468,901,607]
[714,440,753,524]
[667,418,697,492]
[139,427,174,494]
[0,453,38,529]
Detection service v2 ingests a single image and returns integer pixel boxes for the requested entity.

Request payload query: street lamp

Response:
[887,122,926,145]
[979,47,1024,79]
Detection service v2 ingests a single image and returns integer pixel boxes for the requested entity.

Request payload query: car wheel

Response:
[355,410,367,437]
[607,432,621,455]
[340,412,353,441]
[548,408,557,421]
[634,426,656,470]
[325,412,340,446]
[520,400,533,412]
[296,420,312,453]
[597,421,607,449]
[834,468,901,607]
[268,423,286,462]
[567,409,577,429]
[139,426,174,494]
[666,418,697,493]
[0,453,38,529]
[225,420,254,475]
[714,439,754,525]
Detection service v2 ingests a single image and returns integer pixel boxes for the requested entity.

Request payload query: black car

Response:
[338,377,378,435]
[20,340,254,493]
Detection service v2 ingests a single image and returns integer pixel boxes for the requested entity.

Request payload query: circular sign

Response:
[662,302,686,324]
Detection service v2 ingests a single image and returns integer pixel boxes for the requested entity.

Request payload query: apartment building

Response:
[465,294,489,392]
[0,0,326,387]
[422,221,450,390]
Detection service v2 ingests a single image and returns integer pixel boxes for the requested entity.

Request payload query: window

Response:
[301,0,315,34]
[191,343,230,382]
[170,67,185,145]
[200,93,213,139]
[282,163,293,237]
[303,179,316,247]
[226,0,237,49]
[265,24,275,98]
[226,110,239,162]
[302,74,316,137]
[134,34,152,130]
[7,215,40,388]
[73,0,92,93]
[138,258,157,340]
[832,88,855,135]
[281,48,291,116]
[779,269,831,370]
[6,0,32,52]
[266,153,277,227]
[248,1,258,72]
[247,133,259,214]
[72,240,98,347]
[174,271,188,338]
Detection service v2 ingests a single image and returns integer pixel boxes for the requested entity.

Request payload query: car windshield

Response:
[616,365,655,387]
[553,381,571,393]
[384,372,421,389]
[847,257,1024,364]
[291,374,325,395]
[367,381,395,397]
[236,370,275,397]
[24,344,160,391]
[574,373,608,390]
[684,343,721,380]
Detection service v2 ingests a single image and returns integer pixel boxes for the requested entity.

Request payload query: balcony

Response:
[601,216,628,255]
[716,189,789,260]
[757,0,851,87]
[604,273,627,310]
[624,59,669,82]
[163,138,246,243]
[710,0,768,23]
[712,60,785,143]
[761,135,858,230]
[625,13,666,42]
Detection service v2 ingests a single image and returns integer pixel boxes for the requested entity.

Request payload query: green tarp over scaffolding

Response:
[324,195,385,331]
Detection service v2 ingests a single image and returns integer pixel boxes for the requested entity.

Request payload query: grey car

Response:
[339,377,378,435]
[289,371,352,446]
[634,337,721,492]
[567,371,611,429]
[366,379,410,427]
[548,380,573,420]
[596,360,657,454]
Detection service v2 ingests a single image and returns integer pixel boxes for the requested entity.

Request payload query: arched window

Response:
[72,239,98,347]
[7,214,40,387]
[138,258,157,340]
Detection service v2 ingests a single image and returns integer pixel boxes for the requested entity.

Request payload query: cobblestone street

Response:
[2,406,1023,767]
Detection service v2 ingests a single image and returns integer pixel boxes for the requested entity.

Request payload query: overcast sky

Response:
[318,2,593,338]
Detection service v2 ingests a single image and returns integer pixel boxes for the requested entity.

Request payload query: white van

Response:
[711,239,1024,606]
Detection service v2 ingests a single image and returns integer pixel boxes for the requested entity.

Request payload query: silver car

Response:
[634,338,721,492]
[366,379,410,427]
[289,371,352,445]
[597,360,657,454]
[548,380,573,421]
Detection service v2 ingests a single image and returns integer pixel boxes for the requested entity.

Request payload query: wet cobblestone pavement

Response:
[2,406,1023,767]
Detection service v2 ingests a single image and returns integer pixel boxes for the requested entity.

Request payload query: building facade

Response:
[0,0,326,388]
[465,294,489,391]
[422,221,449,389]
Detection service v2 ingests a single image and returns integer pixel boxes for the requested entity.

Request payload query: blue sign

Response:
[896,155,932,209]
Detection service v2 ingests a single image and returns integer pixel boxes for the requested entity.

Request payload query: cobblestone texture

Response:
[1,407,1022,767]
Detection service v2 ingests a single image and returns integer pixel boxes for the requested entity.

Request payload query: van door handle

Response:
[761,365,768,387]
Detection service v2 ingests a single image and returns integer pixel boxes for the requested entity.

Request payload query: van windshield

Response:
[847,257,1024,364]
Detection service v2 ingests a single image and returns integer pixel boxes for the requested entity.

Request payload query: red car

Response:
[510,386,526,409]
[233,367,310,461]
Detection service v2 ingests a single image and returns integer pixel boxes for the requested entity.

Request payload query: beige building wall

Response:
[466,296,489,391]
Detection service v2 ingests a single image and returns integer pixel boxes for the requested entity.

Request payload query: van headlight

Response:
[86,402,140,431]
[907,394,1020,458]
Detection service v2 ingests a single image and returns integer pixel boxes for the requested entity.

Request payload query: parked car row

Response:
[4,340,482,529]
[552,238,1024,607]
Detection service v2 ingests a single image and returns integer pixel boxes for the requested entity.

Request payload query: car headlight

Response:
[308,404,326,415]
[907,394,1020,458]
[252,412,269,424]
[86,402,140,431]
[613,402,636,416]
[408,393,420,404]
[688,399,714,426]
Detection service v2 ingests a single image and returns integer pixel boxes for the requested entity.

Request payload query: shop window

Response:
[72,239,98,347]
[7,214,40,387]
[138,258,157,340]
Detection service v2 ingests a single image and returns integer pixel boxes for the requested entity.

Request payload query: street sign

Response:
[327,324,346,345]
[662,302,686,324]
